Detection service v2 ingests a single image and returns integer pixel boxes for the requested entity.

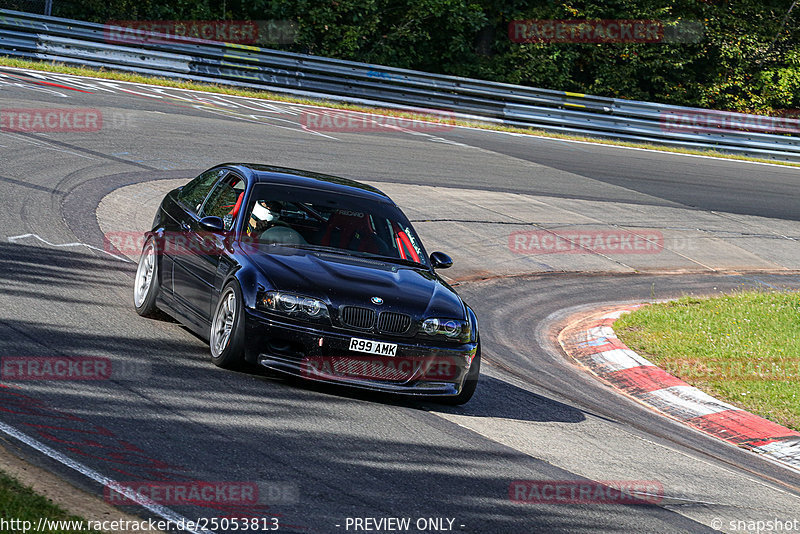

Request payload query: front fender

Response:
[466,304,479,344]
[224,263,257,308]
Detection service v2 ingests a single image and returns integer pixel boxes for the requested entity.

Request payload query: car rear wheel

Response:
[210,281,246,369]
[133,237,160,317]
[439,341,480,405]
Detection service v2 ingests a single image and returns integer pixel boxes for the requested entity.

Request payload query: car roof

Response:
[223,164,392,202]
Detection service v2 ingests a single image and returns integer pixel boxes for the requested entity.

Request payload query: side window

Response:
[177,169,225,213]
[200,174,246,230]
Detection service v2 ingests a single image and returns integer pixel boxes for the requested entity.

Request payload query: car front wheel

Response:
[210,281,246,368]
[133,237,160,317]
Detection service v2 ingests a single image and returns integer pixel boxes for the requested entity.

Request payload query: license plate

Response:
[348,337,397,357]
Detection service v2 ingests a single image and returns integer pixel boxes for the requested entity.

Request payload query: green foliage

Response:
[0,471,104,534]
[49,0,800,113]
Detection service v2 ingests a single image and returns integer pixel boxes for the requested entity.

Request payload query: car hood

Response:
[245,247,465,319]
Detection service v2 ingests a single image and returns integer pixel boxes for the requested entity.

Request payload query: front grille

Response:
[340,306,376,330]
[377,311,411,334]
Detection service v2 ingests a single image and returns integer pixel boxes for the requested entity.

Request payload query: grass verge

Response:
[614,289,800,431]
[0,471,104,533]
[2,56,799,168]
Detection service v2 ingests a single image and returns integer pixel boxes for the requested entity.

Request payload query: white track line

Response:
[7,233,133,263]
[0,420,214,534]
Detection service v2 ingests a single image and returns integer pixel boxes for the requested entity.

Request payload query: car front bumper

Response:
[244,309,478,397]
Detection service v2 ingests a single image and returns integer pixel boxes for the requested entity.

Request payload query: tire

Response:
[439,341,481,406]
[133,237,160,317]
[209,281,246,369]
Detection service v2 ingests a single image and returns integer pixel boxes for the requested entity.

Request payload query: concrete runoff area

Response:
[99,179,800,279]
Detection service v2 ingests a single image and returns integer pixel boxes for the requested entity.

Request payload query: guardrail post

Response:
[1,8,799,161]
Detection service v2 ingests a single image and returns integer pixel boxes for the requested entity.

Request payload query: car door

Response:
[172,171,245,323]
[163,168,224,298]
[162,168,228,325]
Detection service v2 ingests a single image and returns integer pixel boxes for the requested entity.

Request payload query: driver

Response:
[248,200,286,234]
[247,200,306,245]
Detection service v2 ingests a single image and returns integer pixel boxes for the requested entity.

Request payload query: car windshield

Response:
[242,184,428,266]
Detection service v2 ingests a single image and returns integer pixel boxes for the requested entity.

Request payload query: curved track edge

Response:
[559,305,800,473]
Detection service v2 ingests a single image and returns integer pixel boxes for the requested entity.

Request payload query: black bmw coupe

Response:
[133,164,480,404]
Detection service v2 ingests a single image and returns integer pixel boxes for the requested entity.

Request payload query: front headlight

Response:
[419,318,471,343]
[257,291,329,321]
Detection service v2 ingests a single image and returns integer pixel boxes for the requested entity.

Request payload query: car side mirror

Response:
[199,216,226,233]
[429,251,453,269]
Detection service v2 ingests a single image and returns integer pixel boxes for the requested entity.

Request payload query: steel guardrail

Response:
[2,9,799,161]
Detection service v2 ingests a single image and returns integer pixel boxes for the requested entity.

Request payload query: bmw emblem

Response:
[371,296,384,305]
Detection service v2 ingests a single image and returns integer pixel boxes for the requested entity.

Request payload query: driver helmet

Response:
[252,200,282,223]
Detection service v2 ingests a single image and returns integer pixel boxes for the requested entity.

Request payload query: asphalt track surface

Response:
[1,68,800,533]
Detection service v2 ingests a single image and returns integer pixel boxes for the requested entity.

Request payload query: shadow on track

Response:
[0,241,697,533]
